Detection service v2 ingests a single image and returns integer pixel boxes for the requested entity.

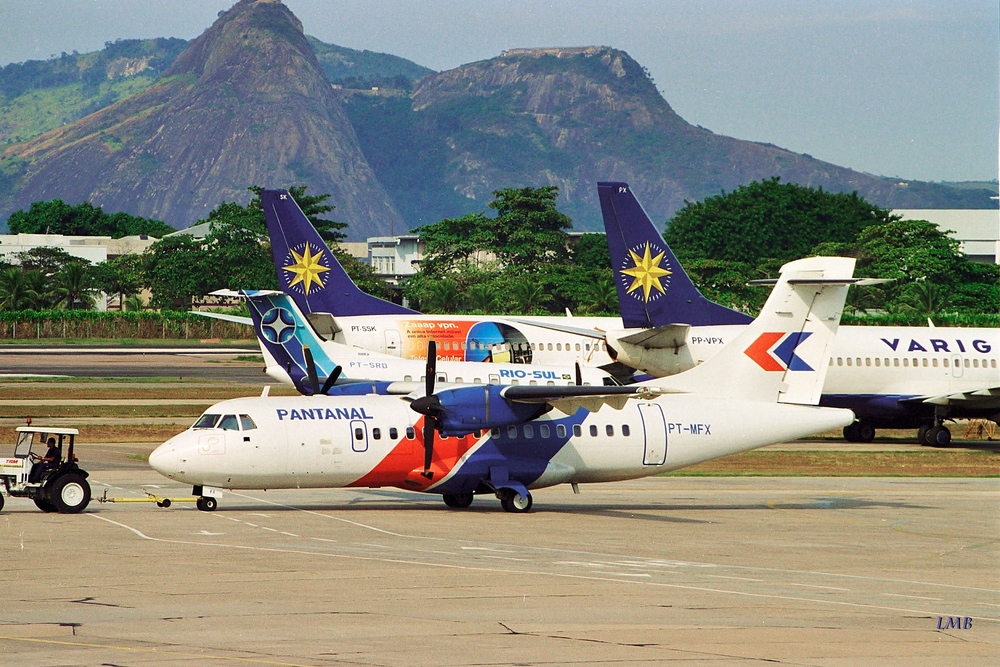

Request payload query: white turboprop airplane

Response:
[590,182,1000,446]
[149,256,857,513]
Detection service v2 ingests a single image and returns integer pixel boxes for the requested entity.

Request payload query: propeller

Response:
[301,345,342,395]
[408,340,442,479]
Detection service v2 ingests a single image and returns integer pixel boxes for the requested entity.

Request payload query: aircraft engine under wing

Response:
[606,324,695,378]
[900,385,1000,418]
[500,384,677,414]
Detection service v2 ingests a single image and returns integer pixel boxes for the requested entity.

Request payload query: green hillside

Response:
[0,39,187,147]
[307,36,434,89]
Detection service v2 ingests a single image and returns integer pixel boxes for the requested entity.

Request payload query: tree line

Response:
[1,179,997,322]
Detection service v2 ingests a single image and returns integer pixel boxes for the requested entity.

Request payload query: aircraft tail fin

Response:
[243,289,342,394]
[653,256,856,405]
[598,182,752,329]
[260,189,416,317]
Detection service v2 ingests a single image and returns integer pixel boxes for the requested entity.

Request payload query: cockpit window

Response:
[194,414,221,429]
[218,415,240,431]
[239,414,257,431]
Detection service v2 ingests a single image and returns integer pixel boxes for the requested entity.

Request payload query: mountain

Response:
[307,37,434,89]
[0,38,188,148]
[344,47,996,230]
[0,0,403,236]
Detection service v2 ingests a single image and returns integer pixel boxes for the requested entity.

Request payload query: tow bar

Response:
[97,489,198,508]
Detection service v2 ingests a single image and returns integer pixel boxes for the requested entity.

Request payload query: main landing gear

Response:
[919,422,952,447]
[843,422,876,443]
[440,489,534,512]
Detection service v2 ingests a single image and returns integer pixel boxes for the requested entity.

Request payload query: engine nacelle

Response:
[606,332,698,378]
[434,385,545,435]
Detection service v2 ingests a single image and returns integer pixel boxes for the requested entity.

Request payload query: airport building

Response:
[892,209,999,264]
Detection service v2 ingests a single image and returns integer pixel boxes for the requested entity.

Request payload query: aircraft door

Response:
[351,420,369,452]
[385,330,401,356]
[951,355,963,378]
[638,403,667,466]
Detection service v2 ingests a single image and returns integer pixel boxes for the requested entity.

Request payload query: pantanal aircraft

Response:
[149,256,857,513]
[258,189,625,371]
[594,182,1000,447]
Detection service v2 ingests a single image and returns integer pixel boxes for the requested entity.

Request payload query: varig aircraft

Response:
[595,182,1000,446]
[149,256,857,513]
[259,189,623,369]
[236,289,616,392]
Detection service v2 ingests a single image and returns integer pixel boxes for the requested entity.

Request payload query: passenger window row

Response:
[489,423,632,439]
[832,357,995,369]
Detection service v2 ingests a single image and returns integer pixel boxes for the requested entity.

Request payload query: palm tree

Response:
[464,283,497,313]
[124,294,146,312]
[511,278,552,314]
[0,267,39,311]
[422,278,461,313]
[22,269,55,310]
[899,280,950,319]
[53,262,96,310]
[579,275,618,314]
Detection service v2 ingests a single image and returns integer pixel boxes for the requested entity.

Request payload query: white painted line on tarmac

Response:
[885,593,944,601]
[789,583,850,591]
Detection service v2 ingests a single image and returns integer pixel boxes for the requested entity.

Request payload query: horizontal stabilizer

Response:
[503,317,607,340]
[190,311,253,326]
[614,324,690,349]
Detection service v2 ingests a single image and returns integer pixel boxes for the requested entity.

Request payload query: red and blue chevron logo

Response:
[744,332,814,371]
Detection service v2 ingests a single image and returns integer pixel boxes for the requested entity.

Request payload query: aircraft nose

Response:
[148,440,178,478]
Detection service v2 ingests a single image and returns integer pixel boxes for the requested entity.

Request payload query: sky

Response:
[1,0,996,183]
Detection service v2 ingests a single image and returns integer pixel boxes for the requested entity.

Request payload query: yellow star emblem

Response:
[283,244,330,294]
[620,242,672,302]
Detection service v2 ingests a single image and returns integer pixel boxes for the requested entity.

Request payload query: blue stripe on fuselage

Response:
[433,409,590,495]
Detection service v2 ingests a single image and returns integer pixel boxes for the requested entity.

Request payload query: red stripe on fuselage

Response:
[744,331,785,371]
[348,416,481,492]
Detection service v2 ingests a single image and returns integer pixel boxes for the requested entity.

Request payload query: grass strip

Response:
[663,450,1000,477]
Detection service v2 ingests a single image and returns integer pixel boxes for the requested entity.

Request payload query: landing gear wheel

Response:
[842,424,860,442]
[917,425,931,446]
[0,493,4,512]
[50,474,91,514]
[196,496,217,512]
[499,490,532,513]
[856,423,876,442]
[443,492,474,509]
[927,425,952,448]
[34,497,57,512]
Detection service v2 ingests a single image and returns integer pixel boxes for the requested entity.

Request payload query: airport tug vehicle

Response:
[0,425,91,513]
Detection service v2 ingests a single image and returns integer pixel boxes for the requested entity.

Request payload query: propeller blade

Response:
[319,365,342,395]
[425,340,437,396]
[575,361,582,386]
[302,345,319,395]
[422,418,435,479]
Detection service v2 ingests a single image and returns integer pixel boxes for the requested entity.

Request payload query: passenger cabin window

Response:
[606,425,614,436]
[932,359,938,368]
[507,425,518,439]
[372,428,381,440]
[405,427,415,439]
[846,358,852,367]
[194,414,221,429]
[590,425,598,437]
[573,424,582,437]
[219,415,240,431]
[239,414,257,430]
[622,425,630,437]
[837,358,843,366]
[922,359,928,367]
[943,359,949,367]
[354,427,364,441]
[557,343,562,351]
[865,358,871,366]
[903,359,909,367]
[874,358,880,367]
[523,425,534,439]
[894,359,899,367]
[557,424,567,438]
[389,427,398,439]
[539,424,550,438]
[973,359,979,368]
[491,428,500,438]
[575,343,581,351]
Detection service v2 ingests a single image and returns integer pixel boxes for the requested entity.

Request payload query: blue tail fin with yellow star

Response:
[598,182,753,329]
[261,189,416,317]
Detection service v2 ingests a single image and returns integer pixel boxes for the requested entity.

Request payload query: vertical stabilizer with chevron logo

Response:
[651,256,856,405]
[260,189,416,317]
[598,182,752,329]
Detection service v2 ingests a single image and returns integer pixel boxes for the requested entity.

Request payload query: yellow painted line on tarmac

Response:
[0,634,320,666]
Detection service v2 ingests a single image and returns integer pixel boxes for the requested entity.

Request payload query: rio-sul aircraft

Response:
[234,288,616,393]
[257,189,625,371]
[148,256,857,513]
[588,182,1000,446]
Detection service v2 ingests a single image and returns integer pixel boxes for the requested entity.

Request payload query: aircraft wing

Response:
[503,317,608,340]
[500,384,678,413]
[899,386,1000,410]
[190,311,253,326]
